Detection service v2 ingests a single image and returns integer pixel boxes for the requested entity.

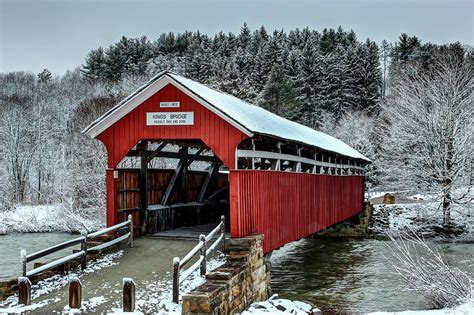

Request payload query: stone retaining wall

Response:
[182,234,271,315]
[316,201,374,238]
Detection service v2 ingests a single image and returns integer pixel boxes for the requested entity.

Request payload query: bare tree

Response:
[319,110,381,184]
[381,53,473,226]
[386,231,472,308]
[0,102,39,203]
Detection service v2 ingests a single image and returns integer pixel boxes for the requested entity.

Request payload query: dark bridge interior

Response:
[116,139,229,235]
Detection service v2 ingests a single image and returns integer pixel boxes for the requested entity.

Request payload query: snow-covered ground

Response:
[369,193,473,240]
[242,295,319,314]
[0,251,123,313]
[109,254,226,314]
[369,298,474,315]
[0,204,104,234]
[242,297,474,314]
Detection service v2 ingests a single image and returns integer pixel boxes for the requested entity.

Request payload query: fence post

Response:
[172,257,180,304]
[69,277,82,309]
[80,231,87,270]
[220,215,225,252]
[128,214,134,248]
[123,278,136,312]
[199,234,207,276]
[20,250,27,277]
[18,277,31,305]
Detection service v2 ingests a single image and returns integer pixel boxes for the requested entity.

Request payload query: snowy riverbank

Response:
[369,192,473,241]
[0,204,104,234]
[369,299,474,315]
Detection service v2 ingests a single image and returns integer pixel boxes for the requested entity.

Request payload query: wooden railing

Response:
[172,215,225,303]
[20,215,134,278]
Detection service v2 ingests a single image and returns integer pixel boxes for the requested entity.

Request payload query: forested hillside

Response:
[0,24,471,230]
[82,25,382,125]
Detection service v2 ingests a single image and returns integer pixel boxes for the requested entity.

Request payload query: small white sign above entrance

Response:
[160,101,180,108]
[146,112,194,126]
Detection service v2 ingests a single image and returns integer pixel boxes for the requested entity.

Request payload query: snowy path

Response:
[0,237,225,314]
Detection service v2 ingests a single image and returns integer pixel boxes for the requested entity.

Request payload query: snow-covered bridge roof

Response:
[83,71,370,162]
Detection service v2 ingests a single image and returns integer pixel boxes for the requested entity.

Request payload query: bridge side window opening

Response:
[235,136,365,175]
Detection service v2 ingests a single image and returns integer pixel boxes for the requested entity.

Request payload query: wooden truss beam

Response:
[197,161,220,203]
[161,148,187,205]
[145,141,168,164]
[160,146,206,205]
[128,150,216,162]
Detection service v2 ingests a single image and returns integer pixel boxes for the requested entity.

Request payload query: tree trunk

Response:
[442,192,451,226]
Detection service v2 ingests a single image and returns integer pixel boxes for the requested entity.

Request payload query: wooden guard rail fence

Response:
[172,215,226,303]
[20,215,134,278]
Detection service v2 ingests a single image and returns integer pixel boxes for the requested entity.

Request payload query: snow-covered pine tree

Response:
[81,47,106,79]
[317,46,353,121]
[184,37,213,84]
[258,65,301,120]
[218,58,256,102]
[37,69,52,83]
[238,23,252,50]
[380,39,392,99]
[104,43,126,81]
[349,40,381,114]
[296,39,321,127]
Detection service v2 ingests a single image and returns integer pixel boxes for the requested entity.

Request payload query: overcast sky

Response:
[0,0,472,75]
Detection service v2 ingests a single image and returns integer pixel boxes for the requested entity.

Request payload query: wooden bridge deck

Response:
[147,223,230,240]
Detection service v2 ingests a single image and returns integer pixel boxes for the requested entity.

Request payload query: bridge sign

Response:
[160,101,180,108]
[146,112,194,126]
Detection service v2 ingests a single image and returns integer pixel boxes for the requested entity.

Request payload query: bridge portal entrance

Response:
[116,139,229,235]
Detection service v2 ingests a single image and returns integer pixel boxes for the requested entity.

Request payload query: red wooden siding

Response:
[105,169,117,227]
[97,83,248,169]
[229,170,365,253]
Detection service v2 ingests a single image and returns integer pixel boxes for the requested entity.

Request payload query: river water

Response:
[270,237,474,313]
[0,233,78,280]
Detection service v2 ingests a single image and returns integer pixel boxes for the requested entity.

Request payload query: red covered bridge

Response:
[83,71,370,253]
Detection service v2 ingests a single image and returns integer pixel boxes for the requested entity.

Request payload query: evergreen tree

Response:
[185,38,213,83]
[349,40,381,114]
[380,39,392,99]
[219,58,257,102]
[296,39,321,125]
[104,44,126,81]
[81,47,106,79]
[317,46,353,120]
[238,23,252,50]
[258,65,301,120]
[320,28,337,53]
[37,69,52,83]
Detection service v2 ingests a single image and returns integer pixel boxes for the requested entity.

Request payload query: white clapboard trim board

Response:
[236,150,364,171]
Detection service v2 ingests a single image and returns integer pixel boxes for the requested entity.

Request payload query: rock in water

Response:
[383,193,395,204]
